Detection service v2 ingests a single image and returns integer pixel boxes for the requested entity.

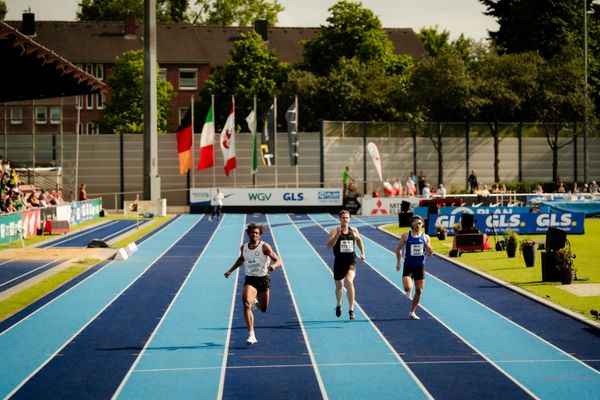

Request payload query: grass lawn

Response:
[382,219,600,323]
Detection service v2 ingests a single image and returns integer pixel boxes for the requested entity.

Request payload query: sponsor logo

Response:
[283,192,304,201]
[536,213,573,227]
[191,192,210,201]
[370,199,388,215]
[248,192,272,201]
[318,191,340,200]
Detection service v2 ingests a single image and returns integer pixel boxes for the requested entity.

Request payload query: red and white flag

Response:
[197,105,214,170]
[367,141,383,182]
[220,100,236,176]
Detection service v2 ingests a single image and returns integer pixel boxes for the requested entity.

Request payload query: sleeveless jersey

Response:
[243,241,270,277]
[333,229,356,264]
[404,232,426,267]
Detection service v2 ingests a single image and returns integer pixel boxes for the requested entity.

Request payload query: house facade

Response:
[1,13,424,135]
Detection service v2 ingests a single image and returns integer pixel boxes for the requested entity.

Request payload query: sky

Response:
[5,0,498,41]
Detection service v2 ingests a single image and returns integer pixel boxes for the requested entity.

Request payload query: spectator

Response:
[468,170,479,193]
[572,182,580,193]
[589,180,599,194]
[557,182,566,193]
[534,184,544,194]
[383,179,396,197]
[342,166,354,197]
[417,171,427,195]
[405,175,416,196]
[422,183,432,198]
[393,179,403,197]
[436,184,446,198]
[78,183,88,201]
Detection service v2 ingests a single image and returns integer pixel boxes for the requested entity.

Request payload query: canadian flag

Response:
[220,100,236,176]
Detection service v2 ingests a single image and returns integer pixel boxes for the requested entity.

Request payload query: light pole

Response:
[584,0,590,184]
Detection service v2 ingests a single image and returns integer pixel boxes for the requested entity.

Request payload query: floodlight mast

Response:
[143,0,161,200]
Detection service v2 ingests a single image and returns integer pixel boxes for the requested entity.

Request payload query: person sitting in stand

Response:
[28,192,40,207]
[383,179,396,197]
[435,183,446,198]
[405,175,416,196]
[422,183,432,198]
[534,184,544,194]
[393,179,403,197]
[589,180,599,194]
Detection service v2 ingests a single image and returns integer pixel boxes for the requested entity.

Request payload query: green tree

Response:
[191,0,283,26]
[78,0,190,22]
[533,46,588,182]
[0,0,7,20]
[97,50,174,134]
[279,69,321,131]
[472,49,544,182]
[418,26,473,61]
[410,50,478,184]
[198,31,287,125]
[302,0,402,75]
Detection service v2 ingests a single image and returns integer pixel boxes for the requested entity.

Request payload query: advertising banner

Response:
[429,212,585,235]
[20,209,41,238]
[0,212,22,244]
[361,196,419,215]
[190,188,342,207]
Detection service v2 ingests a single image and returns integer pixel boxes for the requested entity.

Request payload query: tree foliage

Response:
[302,0,402,75]
[78,0,190,22]
[97,50,174,134]
[418,26,473,61]
[0,0,7,20]
[191,0,283,26]
[198,31,287,124]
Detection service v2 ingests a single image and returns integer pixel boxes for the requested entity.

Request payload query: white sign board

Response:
[190,188,343,207]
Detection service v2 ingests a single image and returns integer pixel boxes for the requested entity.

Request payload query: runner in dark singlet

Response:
[327,210,365,320]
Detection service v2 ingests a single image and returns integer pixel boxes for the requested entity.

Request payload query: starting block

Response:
[114,241,139,260]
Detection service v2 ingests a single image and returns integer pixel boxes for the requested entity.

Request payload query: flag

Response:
[366,141,383,182]
[246,110,258,174]
[197,105,214,170]
[285,100,299,166]
[220,100,236,176]
[261,104,276,166]
[175,108,192,175]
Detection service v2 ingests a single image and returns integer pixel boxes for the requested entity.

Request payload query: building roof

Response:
[8,20,424,66]
[0,21,107,102]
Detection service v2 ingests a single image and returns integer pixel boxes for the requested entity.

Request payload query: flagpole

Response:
[253,96,257,188]
[274,96,278,188]
[191,96,195,189]
[295,95,299,188]
[232,95,236,188]
[211,94,215,188]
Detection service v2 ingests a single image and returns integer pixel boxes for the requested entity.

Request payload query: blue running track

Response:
[0,214,598,399]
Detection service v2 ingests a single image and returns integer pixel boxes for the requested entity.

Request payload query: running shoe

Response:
[252,298,258,311]
[409,312,420,320]
[246,332,257,345]
[335,305,341,318]
[349,310,355,320]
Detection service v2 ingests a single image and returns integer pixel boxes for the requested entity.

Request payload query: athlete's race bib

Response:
[410,243,424,257]
[340,240,354,253]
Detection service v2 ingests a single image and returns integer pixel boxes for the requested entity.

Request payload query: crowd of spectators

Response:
[0,158,65,215]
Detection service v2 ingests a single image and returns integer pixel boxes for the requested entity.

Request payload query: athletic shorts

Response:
[333,261,356,281]
[402,264,425,280]
[244,275,271,292]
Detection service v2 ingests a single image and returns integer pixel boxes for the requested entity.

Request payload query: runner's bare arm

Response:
[396,232,407,271]
[353,228,365,261]
[327,226,341,248]
[263,243,281,271]
[224,245,245,278]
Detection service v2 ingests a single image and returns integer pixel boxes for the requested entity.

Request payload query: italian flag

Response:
[197,105,215,170]
[220,101,236,176]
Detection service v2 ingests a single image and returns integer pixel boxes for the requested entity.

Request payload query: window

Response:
[86,93,94,109]
[86,63,93,75]
[179,108,189,124]
[77,123,83,135]
[76,95,83,110]
[50,106,61,124]
[10,107,22,124]
[158,68,167,81]
[97,92,105,110]
[179,68,197,90]
[36,106,47,124]
[96,64,104,81]
[86,122,94,135]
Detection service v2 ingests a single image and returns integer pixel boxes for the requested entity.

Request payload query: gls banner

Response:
[435,206,531,215]
[190,188,342,207]
[429,212,585,235]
